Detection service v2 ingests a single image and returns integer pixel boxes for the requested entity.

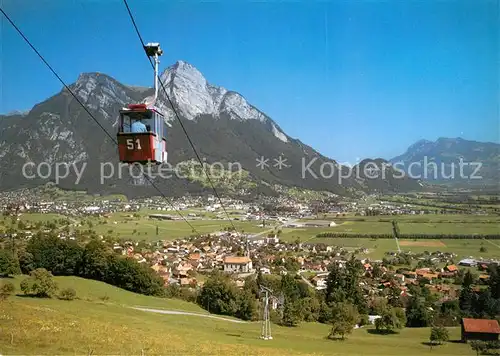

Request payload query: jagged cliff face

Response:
[155,61,283,138]
[0,61,421,197]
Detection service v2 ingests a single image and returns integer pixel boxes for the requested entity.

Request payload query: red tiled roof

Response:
[224,256,251,264]
[188,253,201,261]
[462,318,500,334]
[445,264,458,272]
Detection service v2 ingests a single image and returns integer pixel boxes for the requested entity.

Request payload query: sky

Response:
[0,0,498,163]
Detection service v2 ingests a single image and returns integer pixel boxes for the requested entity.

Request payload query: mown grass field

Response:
[90,216,270,240]
[3,209,274,241]
[398,222,500,235]
[322,214,500,223]
[302,237,500,260]
[0,277,474,355]
[280,221,500,260]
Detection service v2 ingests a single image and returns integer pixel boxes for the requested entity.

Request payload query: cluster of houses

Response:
[113,232,256,287]
[109,223,500,308]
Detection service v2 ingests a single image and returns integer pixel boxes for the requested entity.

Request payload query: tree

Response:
[388,284,403,307]
[489,265,500,299]
[25,235,83,275]
[300,297,321,322]
[345,256,368,313]
[0,282,15,300]
[197,271,240,316]
[436,300,461,326]
[243,275,259,298]
[459,282,476,316]
[0,249,21,276]
[406,297,431,327]
[325,257,367,313]
[371,263,384,279]
[281,299,301,327]
[280,273,300,302]
[318,301,333,324]
[375,306,405,334]
[391,220,400,238]
[105,254,164,296]
[325,263,347,304]
[463,270,476,288]
[470,340,487,356]
[429,326,449,346]
[475,289,500,319]
[328,302,359,340]
[236,289,258,321]
[79,240,109,280]
[20,268,58,298]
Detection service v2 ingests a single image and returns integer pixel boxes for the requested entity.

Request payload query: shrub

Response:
[429,326,449,345]
[0,282,15,300]
[358,314,370,327]
[20,268,58,298]
[59,287,77,301]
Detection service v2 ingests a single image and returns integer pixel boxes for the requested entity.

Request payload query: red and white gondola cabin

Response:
[117,103,167,164]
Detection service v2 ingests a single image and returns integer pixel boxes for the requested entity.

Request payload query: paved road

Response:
[482,238,500,249]
[247,219,297,240]
[131,307,247,323]
[248,227,276,240]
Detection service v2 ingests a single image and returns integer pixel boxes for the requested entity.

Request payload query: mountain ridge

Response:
[390,137,500,184]
[0,60,422,197]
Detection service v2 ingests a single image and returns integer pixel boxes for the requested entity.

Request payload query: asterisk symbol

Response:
[273,156,289,170]
[256,156,269,170]
[365,166,379,178]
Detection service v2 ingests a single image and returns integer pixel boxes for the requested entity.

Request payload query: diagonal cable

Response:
[122,0,237,232]
[0,6,200,234]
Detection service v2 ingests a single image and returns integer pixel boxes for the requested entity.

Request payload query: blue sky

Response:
[1,0,498,163]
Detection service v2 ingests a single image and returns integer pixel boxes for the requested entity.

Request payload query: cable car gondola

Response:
[117,42,167,166]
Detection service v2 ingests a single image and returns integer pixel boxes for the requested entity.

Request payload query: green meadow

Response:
[0,276,474,356]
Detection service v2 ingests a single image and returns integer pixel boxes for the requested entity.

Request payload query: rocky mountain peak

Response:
[0,61,424,196]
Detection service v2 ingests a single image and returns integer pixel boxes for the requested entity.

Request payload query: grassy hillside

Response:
[0,277,474,355]
[3,276,204,312]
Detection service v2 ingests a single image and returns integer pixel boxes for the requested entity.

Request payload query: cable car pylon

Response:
[259,285,273,340]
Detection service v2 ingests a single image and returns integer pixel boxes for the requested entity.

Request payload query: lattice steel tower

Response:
[260,286,273,340]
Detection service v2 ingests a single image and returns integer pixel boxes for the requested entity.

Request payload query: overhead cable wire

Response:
[121,0,238,232]
[0,6,200,234]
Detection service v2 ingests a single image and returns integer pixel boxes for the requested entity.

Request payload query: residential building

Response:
[223,256,253,273]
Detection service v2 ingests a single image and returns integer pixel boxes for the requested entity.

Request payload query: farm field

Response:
[321,214,500,223]
[281,216,500,242]
[280,226,499,260]
[3,209,273,241]
[398,222,500,235]
[5,213,69,223]
[90,209,262,237]
[90,218,269,240]
[303,237,498,260]
[0,277,473,356]
[279,222,391,242]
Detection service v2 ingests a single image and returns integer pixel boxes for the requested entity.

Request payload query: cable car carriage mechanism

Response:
[117,43,169,185]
